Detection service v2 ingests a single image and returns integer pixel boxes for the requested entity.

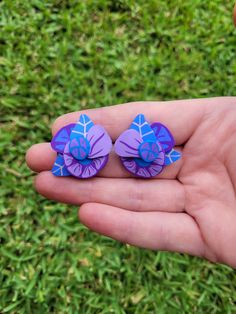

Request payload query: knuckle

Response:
[129,181,144,211]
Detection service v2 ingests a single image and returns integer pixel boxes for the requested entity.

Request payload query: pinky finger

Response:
[79,203,205,257]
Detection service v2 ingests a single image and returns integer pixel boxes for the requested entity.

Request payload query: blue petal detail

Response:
[151,123,174,151]
[52,154,71,176]
[55,143,66,151]
[165,149,181,166]
[69,136,90,160]
[56,128,69,142]
[51,124,76,153]
[79,158,92,165]
[70,114,94,140]
[130,114,156,142]
[134,157,151,167]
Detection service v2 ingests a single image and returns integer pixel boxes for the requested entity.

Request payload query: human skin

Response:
[26,97,236,268]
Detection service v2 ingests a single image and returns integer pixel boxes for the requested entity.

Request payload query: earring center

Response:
[69,136,90,160]
[138,141,159,163]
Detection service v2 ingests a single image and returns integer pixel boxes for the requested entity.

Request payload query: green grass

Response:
[1,0,236,313]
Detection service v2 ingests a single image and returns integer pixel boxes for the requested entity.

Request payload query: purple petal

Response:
[122,158,137,173]
[114,129,142,157]
[66,161,83,177]
[82,165,97,178]
[87,125,112,158]
[51,124,76,153]
[147,153,166,176]
[120,142,165,178]
[93,158,105,170]
[148,163,163,177]
[151,122,175,152]
[63,142,109,178]
[136,168,151,178]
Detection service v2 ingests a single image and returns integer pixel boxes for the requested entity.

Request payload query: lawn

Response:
[0,0,236,313]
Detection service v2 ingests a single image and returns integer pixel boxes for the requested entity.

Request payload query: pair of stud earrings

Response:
[51,114,181,179]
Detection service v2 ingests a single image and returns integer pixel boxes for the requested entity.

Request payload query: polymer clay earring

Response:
[51,114,112,178]
[114,114,181,178]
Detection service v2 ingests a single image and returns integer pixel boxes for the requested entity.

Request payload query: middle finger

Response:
[35,171,185,213]
[26,143,183,179]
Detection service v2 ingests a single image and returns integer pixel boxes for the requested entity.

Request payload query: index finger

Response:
[51,98,210,145]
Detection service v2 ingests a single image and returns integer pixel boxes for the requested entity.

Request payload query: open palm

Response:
[26,97,236,268]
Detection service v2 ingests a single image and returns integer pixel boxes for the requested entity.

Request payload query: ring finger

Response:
[26,143,183,179]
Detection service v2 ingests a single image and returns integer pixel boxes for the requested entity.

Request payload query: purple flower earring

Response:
[114,114,181,178]
[51,114,112,178]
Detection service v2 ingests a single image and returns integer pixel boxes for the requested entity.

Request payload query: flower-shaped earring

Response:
[51,114,112,178]
[114,114,181,178]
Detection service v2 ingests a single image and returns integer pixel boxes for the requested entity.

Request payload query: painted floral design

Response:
[114,114,181,178]
[51,114,112,179]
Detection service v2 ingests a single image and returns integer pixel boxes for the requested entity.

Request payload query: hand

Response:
[26,97,236,268]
